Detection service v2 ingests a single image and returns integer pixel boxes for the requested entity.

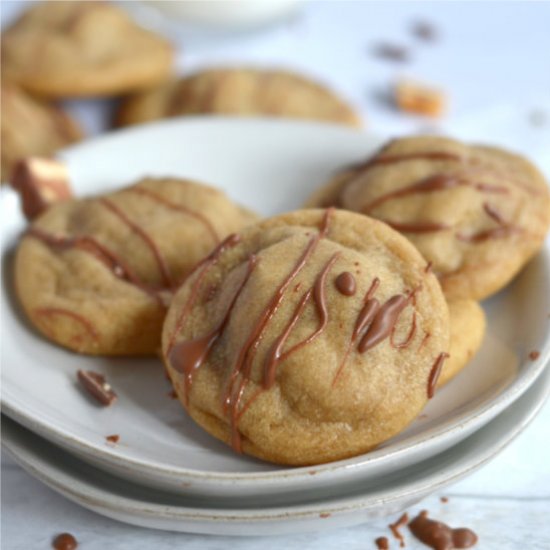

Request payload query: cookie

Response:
[1,1,172,98]
[1,83,82,182]
[162,209,450,465]
[115,68,361,127]
[306,136,550,300]
[15,177,257,356]
[439,300,486,388]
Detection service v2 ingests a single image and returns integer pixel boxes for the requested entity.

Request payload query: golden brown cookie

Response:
[1,83,82,182]
[1,1,172,98]
[306,136,550,300]
[115,68,361,127]
[162,209,450,465]
[439,300,486,388]
[15,177,257,356]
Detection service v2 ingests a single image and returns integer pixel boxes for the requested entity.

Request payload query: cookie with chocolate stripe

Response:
[15,177,257,355]
[116,68,361,128]
[162,209,450,465]
[306,136,550,300]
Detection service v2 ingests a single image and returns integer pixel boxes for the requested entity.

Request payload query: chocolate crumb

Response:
[168,389,178,399]
[375,536,390,549]
[52,532,78,550]
[105,434,120,444]
[409,510,478,549]
[529,350,540,361]
[529,109,547,127]
[389,512,409,547]
[319,512,331,518]
[77,370,117,406]
[373,43,410,62]
[412,20,438,42]
[440,496,449,503]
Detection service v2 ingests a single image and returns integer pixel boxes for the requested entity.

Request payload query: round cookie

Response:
[306,136,550,300]
[162,209,450,465]
[115,68,361,127]
[1,83,82,182]
[1,1,173,98]
[439,300,486,388]
[15,178,258,356]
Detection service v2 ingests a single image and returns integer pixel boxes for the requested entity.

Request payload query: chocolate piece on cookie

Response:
[163,209,449,465]
[15,177,258,355]
[1,1,172,98]
[116,68,361,128]
[1,84,81,182]
[10,157,72,220]
[306,136,550,300]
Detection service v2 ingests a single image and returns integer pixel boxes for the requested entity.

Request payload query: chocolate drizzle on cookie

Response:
[169,253,258,403]
[25,182,225,305]
[427,352,449,398]
[127,185,220,244]
[333,283,421,383]
[263,252,341,388]
[335,146,531,241]
[408,510,478,549]
[27,227,166,305]
[335,271,356,296]
[99,197,174,288]
[168,208,447,453]
[222,209,335,451]
[34,307,99,346]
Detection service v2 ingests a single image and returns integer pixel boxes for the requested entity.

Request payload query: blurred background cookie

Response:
[306,136,550,300]
[116,68,361,127]
[1,83,82,182]
[15,177,257,356]
[1,1,173,98]
[163,209,449,465]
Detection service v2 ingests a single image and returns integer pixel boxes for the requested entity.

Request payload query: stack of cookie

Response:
[12,133,549,466]
[1,1,360,182]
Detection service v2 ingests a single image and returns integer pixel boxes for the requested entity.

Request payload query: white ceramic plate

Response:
[2,118,550,501]
[3,364,548,536]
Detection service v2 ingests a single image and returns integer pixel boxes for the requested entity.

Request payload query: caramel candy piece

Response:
[77,370,117,406]
[395,80,446,117]
[10,157,72,221]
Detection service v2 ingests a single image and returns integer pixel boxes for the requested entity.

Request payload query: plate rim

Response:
[2,116,550,488]
[3,364,549,527]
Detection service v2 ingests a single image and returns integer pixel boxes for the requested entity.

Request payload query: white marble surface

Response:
[2,1,550,548]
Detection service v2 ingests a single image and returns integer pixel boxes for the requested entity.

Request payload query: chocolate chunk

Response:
[409,510,478,549]
[529,350,540,361]
[373,43,410,62]
[375,536,390,549]
[10,157,72,221]
[412,20,438,42]
[105,434,120,443]
[52,532,78,550]
[77,370,117,406]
